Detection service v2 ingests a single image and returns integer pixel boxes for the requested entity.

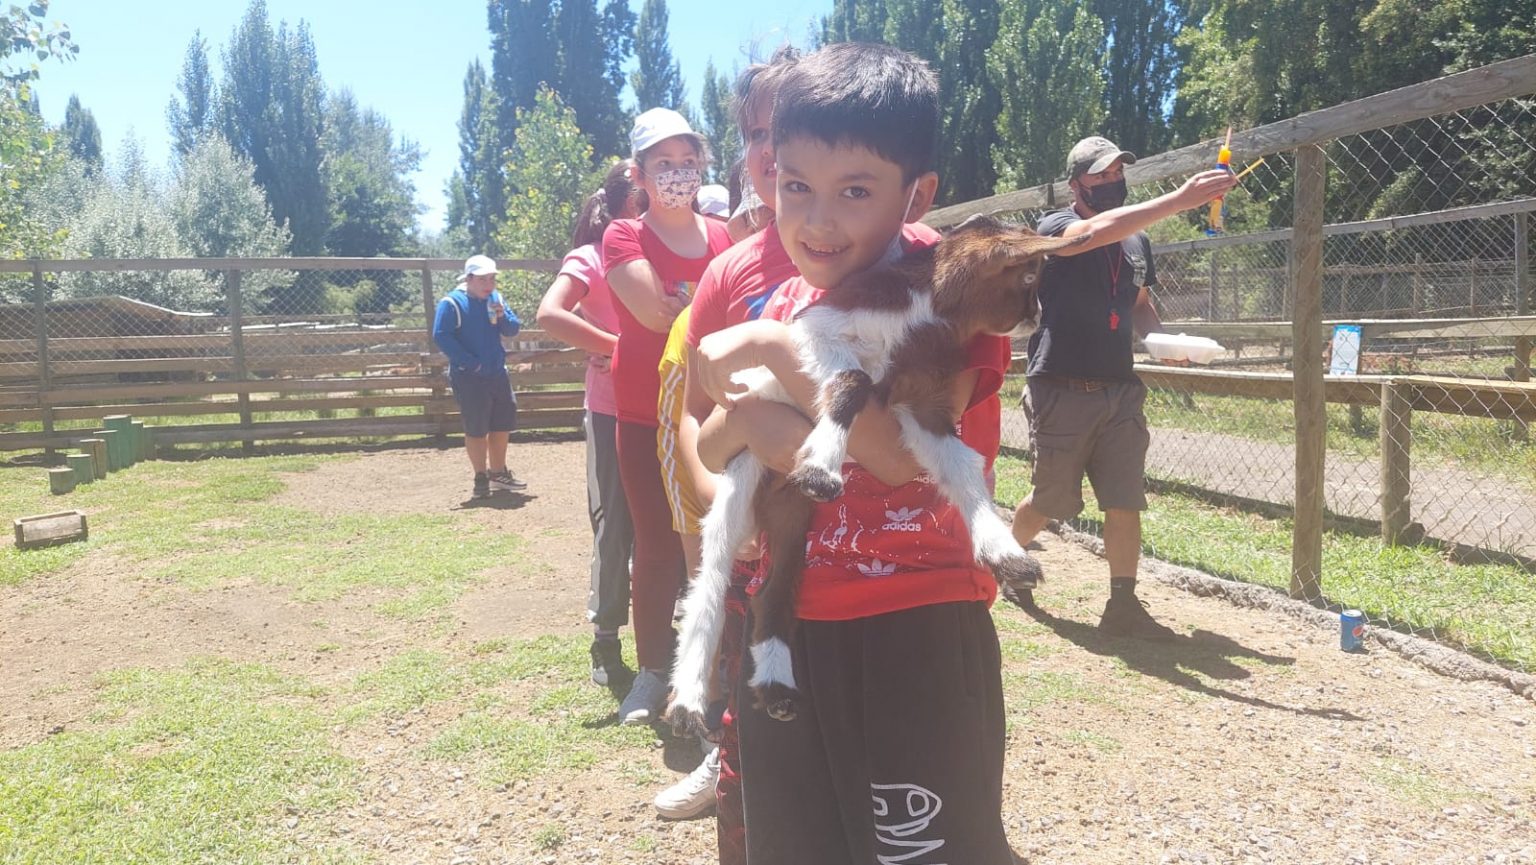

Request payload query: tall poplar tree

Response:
[630,0,686,112]
[167,30,218,159]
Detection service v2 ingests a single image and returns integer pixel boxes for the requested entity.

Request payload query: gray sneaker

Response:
[618,668,668,726]
[489,469,526,492]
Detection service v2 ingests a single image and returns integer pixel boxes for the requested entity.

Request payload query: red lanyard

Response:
[1105,247,1123,331]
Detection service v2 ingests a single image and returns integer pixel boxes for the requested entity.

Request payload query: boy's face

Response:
[775,136,937,291]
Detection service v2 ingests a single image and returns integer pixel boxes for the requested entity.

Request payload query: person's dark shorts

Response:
[1024,376,1150,519]
[449,369,517,438]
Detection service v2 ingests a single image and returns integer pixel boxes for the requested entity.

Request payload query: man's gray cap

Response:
[1069,136,1137,179]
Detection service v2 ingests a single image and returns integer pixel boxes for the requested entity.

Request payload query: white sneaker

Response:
[618,668,667,726]
[654,746,719,819]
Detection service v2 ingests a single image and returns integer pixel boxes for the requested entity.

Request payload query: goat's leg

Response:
[666,453,766,737]
[892,402,1044,589]
[788,368,874,502]
[747,477,816,721]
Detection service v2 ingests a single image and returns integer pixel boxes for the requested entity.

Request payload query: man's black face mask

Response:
[1078,178,1127,212]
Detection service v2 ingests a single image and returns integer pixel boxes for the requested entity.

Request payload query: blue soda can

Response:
[1341,609,1366,652]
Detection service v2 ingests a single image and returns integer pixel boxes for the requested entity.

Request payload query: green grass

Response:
[424,635,658,786]
[1142,385,1536,492]
[1367,756,1483,809]
[0,659,359,865]
[995,455,1536,671]
[1,454,522,615]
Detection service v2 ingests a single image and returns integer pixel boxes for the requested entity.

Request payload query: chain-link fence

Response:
[0,258,574,455]
[944,56,1536,673]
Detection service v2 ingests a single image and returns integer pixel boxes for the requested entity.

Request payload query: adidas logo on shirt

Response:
[857,559,898,578]
[881,507,925,533]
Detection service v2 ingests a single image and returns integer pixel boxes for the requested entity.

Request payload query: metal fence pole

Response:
[1514,212,1531,442]
[1291,144,1327,601]
[1380,380,1413,544]
[33,264,56,461]
[227,270,253,454]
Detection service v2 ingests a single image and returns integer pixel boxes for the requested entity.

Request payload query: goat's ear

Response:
[1006,230,1095,261]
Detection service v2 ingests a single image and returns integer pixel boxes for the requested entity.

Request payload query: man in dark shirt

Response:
[1011,136,1238,638]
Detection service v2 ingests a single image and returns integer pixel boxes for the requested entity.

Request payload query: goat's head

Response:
[932,214,1093,338]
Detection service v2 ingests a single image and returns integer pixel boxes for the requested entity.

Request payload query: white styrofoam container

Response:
[1143,332,1226,365]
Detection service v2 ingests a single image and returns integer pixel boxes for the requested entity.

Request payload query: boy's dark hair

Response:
[733,44,801,143]
[772,42,939,182]
[571,159,645,248]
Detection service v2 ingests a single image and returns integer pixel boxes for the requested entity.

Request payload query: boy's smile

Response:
[774,137,936,290]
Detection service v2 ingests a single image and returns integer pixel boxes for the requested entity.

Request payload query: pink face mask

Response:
[654,168,703,210]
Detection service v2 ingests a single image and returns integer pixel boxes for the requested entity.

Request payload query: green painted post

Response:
[96,429,122,472]
[139,424,156,460]
[129,420,147,462]
[103,415,134,468]
[48,466,76,495]
[80,438,108,478]
[67,452,95,485]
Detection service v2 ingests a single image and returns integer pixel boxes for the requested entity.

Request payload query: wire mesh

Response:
[997,92,1536,672]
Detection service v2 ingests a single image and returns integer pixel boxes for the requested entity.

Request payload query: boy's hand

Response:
[732,395,812,474]
[1174,169,1241,211]
[694,320,793,408]
[661,292,689,321]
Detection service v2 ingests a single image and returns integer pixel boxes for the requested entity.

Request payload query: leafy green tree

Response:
[488,0,558,221]
[699,60,739,185]
[61,94,101,174]
[631,0,686,112]
[170,135,291,260]
[493,87,603,312]
[452,59,499,253]
[57,142,221,311]
[1,1,75,272]
[937,0,1003,203]
[556,0,632,160]
[322,90,421,312]
[218,2,329,264]
[989,0,1107,189]
[1093,0,1185,156]
[822,0,888,42]
[167,30,218,159]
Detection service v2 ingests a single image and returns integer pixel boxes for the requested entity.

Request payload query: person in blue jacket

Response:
[433,254,527,498]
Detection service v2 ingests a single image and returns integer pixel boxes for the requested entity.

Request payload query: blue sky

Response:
[32,0,828,235]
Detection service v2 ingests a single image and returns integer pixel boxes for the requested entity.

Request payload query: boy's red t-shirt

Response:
[756,230,1010,621]
[686,223,799,345]
[602,217,734,426]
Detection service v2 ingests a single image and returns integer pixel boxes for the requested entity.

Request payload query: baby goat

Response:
[667,215,1090,731]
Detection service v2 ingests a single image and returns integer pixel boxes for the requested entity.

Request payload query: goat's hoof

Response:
[990,550,1044,589]
[787,465,843,502]
[755,682,800,721]
[663,701,707,738]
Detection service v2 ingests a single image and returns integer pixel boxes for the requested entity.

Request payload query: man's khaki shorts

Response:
[1023,376,1150,520]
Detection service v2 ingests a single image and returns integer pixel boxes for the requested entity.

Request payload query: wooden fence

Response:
[0,258,573,453]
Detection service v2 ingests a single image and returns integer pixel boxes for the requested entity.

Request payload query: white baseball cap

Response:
[696,184,730,218]
[458,254,498,283]
[631,107,703,157]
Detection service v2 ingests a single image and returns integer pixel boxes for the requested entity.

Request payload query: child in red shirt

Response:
[693,43,1015,863]
[602,109,733,727]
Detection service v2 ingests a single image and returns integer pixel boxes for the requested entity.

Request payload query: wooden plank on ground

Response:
[14,510,88,549]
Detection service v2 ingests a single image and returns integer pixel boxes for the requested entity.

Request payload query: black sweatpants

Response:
[737,601,1012,865]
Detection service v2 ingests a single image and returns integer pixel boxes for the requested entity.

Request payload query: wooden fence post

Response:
[1291,144,1327,602]
[422,266,448,445]
[1380,380,1413,544]
[34,264,55,462]
[227,270,253,454]
[1514,212,1531,441]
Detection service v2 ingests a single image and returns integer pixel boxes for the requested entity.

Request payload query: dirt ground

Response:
[3,440,1534,864]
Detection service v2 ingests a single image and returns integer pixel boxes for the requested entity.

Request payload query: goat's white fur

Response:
[670,282,1033,719]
